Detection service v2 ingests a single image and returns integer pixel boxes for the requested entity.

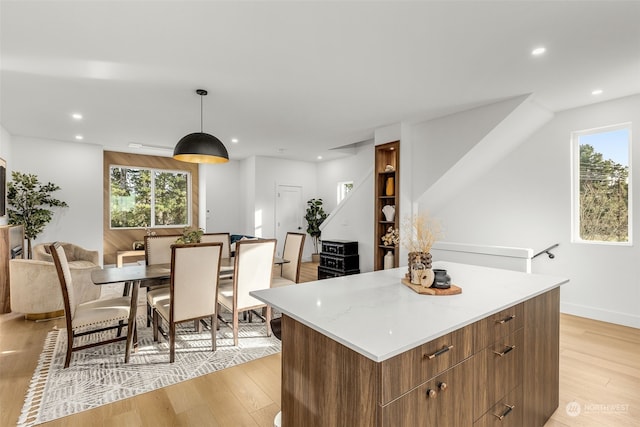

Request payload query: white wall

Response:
[318,143,375,272]
[0,125,11,226]
[10,136,104,260]
[202,160,244,233]
[253,156,317,259]
[427,94,640,328]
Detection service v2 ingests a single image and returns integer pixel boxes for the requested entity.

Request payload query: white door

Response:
[275,185,304,257]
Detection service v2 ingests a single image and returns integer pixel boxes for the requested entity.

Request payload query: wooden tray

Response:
[401,278,462,295]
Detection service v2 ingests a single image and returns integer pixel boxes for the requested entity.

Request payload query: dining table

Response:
[91,257,289,363]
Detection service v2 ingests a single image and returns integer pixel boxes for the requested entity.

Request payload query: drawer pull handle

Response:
[493,345,516,357]
[438,382,447,391]
[425,345,453,360]
[493,404,515,420]
[495,314,516,324]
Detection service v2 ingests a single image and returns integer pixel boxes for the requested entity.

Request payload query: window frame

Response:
[337,180,354,205]
[571,122,632,246]
[109,164,192,230]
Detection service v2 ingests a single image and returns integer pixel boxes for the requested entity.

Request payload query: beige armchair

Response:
[10,242,101,320]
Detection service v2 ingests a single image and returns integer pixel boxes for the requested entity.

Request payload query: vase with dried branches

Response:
[401,212,442,277]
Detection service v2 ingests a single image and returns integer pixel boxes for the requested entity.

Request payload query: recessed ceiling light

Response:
[75,135,84,140]
[531,47,546,56]
[71,113,83,120]
[128,142,143,149]
[231,138,239,143]
[317,156,323,160]
[591,89,603,95]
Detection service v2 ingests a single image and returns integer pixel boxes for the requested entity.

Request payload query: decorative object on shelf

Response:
[7,171,68,259]
[173,89,229,164]
[385,176,394,196]
[432,269,452,289]
[381,226,399,247]
[132,241,145,250]
[305,198,328,262]
[175,226,204,244]
[382,204,395,222]
[383,251,394,269]
[402,212,443,281]
[384,164,395,172]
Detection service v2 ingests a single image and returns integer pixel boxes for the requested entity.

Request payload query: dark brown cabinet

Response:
[318,240,359,279]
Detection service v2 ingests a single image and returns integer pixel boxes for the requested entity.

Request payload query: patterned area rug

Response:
[18,313,281,426]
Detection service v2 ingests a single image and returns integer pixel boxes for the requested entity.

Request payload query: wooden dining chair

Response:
[200,233,233,279]
[49,242,133,368]
[271,232,306,288]
[144,234,181,326]
[152,242,223,362]
[217,239,276,346]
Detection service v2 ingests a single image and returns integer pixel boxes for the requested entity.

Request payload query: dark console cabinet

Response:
[318,240,359,279]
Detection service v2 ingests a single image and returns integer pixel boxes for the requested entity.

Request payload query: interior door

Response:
[275,185,304,257]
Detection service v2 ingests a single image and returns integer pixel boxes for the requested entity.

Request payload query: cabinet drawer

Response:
[380,324,473,405]
[380,359,473,427]
[319,254,359,271]
[474,303,523,351]
[321,240,358,256]
[474,385,523,427]
[473,328,524,419]
[317,266,359,280]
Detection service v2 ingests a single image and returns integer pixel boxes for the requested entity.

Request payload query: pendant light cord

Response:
[200,94,204,133]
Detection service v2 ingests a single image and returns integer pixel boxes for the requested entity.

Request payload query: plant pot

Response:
[311,253,320,263]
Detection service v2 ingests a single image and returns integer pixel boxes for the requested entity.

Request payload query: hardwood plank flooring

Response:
[1,262,638,426]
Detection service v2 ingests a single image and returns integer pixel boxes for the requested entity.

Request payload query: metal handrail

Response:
[533,243,559,259]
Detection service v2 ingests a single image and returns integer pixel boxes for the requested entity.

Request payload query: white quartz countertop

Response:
[251,261,568,362]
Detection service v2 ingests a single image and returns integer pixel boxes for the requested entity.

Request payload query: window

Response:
[337,181,354,204]
[110,166,191,229]
[572,123,632,244]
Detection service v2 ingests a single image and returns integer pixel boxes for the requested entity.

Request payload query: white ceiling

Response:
[1,1,639,162]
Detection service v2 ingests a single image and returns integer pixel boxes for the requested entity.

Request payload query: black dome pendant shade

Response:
[173,89,229,164]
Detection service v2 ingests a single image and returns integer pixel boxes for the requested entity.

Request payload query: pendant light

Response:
[173,89,229,164]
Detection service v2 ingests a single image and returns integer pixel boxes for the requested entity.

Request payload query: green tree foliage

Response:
[7,171,68,258]
[579,144,629,242]
[110,167,188,228]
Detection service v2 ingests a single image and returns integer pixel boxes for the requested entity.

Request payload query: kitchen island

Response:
[252,261,568,426]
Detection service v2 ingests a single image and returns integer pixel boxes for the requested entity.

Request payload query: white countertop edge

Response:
[253,262,569,363]
[259,281,566,362]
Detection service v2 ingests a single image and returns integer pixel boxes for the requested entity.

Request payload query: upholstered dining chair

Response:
[49,242,133,368]
[200,233,233,279]
[271,232,306,288]
[152,242,223,362]
[217,239,276,346]
[144,234,181,326]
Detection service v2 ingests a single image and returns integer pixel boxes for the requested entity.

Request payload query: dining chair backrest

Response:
[170,242,222,322]
[280,232,306,283]
[233,239,276,310]
[200,233,231,259]
[50,242,77,321]
[145,234,181,265]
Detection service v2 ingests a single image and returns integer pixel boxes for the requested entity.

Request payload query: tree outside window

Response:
[110,166,190,229]
[572,124,631,244]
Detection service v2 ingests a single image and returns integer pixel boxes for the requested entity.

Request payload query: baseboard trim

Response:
[561,302,639,329]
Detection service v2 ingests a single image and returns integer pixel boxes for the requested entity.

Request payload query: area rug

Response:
[18,313,281,426]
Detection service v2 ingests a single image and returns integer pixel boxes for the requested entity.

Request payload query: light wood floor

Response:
[1,262,638,426]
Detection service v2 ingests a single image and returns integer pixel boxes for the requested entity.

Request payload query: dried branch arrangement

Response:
[401,212,443,253]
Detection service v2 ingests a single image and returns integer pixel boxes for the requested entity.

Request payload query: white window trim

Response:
[570,122,632,246]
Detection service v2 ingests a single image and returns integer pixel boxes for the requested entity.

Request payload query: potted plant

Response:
[305,198,327,262]
[7,171,68,258]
